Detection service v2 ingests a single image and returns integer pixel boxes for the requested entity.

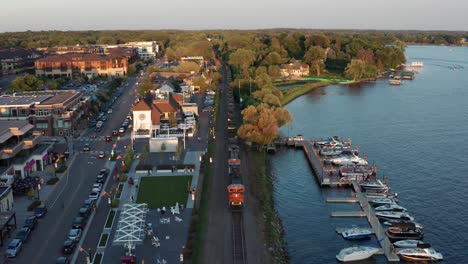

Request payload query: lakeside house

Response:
[280,60,310,78]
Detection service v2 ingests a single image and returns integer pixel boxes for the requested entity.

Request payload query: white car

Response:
[89,191,99,200]
[107,109,113,114]
[92,183,102,192]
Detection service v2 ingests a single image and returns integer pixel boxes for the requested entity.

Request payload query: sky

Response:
[1,0,467,32]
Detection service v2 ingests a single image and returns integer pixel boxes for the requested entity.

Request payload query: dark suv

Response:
[72,216,87,229]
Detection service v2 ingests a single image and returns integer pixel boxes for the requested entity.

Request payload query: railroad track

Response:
[231,212,247,264]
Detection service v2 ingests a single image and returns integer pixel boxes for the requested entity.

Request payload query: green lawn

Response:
[137,176,192,209]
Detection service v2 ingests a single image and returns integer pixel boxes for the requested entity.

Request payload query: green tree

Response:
[137,78,153,97]
[345,59,367,81]
[229,48,256,77]
[303,46,326,76]
[174,61,200,73]
[140,145,149,165]
[46,80,59,90]
[7,74,44,92]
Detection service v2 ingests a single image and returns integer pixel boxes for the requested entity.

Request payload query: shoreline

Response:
[279,78,375,106]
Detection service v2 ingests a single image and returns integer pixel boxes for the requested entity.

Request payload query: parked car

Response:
[23,216,37,230]
[15,227,31,243]
[72,216,87,229]
[105,136,112,142]
[99,168,109,177]
[89,191,99,200]
[119,127,126,134]
[84,199,96,208]
[112,130,119,136]
[98,151,105,159]
[68,229,82,241]
[34,205,47,218]
[78,206,91,218]
[62,239,77,254]
[96,174,105,183]
[107,109,113,114]
[5,239,22,258]
[92,183,103,192]
[83,144,91,152]
[56,257,70,264]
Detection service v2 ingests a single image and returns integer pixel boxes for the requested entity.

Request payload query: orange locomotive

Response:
[227,144,245,209]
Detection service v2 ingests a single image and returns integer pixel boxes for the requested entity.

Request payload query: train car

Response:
[228,144,245,210]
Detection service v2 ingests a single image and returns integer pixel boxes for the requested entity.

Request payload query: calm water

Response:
[270,46,468,264]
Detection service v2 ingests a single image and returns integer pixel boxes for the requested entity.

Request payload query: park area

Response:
[137,176,192,209]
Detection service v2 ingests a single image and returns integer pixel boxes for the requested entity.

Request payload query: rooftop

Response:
[0,95,51,107]
[0,120,34,144]
[0,91,81,107]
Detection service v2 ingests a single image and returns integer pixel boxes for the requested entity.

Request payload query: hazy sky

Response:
[1,0,467,32]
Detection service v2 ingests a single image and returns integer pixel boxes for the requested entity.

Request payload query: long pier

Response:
[276,136,400,262]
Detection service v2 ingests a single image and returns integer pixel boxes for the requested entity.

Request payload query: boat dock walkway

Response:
[276,136,400,262]
[352,181,400,261]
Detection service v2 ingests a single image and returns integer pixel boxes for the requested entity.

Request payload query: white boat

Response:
[375,211,414,221]
[389,78,402,85]
[383,220,423,230]
[330,153,368,166]
[375,204,407,212]
[394,240,425,248]
[340,166,373,178]
[341,227,372,240]
[316,136,342,147]
[370,198,397,206]
[320,147,345,156]
[359,180,388,190]
[398,248,443,261]
[336,246,380,262]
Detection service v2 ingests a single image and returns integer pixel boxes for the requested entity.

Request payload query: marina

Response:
[276,135,443,262]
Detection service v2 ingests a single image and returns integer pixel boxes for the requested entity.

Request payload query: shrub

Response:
[111,199,120,208]
[27,200,41,211]
[120,174,128,182]
[55,165,68,173]
[46,177,59,185]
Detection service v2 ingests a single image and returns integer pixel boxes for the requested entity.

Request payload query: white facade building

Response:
[124,41,159,60]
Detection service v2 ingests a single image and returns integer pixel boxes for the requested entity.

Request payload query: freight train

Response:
[224,71,245,210]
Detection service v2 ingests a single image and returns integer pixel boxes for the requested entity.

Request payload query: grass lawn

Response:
[137,176,192,209]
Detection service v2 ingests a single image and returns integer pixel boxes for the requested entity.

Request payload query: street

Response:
[4,72,141,263]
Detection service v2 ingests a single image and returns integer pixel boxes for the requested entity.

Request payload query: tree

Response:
[303,46,326,76]
[192,76,207,92]
[137,78,153,97]
[345,59,367,81]
[262,51,283,65]
[128,64,137,75]
[7,74,44,92]
[356,49,375,64]
[229,48,256,77]
[254,73,273,90]
[46,81,59,90]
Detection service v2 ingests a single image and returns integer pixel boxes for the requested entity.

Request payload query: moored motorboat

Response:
[389,78,402,85]
[370,198,397,206]
[398,248,443,261]
[394,240,425,248]
[360,180,388,191]
[375,204,407,212]
[340,166,373,178]
[330,153,368,166]
[341,227,372,240]
[375,211,414,221]
[383,220,423,230]
[336,246,380,262]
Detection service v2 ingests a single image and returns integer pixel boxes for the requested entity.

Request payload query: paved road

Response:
[2,73,140,264]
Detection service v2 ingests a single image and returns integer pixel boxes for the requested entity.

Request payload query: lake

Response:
[270,45,468,264]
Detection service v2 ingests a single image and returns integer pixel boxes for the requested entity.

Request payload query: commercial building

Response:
[120,41,159,60]
[35,53,128,78]
[0,48,41,76]
[0,120,53,181]
[0,90,89,136]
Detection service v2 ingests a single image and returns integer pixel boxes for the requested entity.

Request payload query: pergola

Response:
[113,203,148,247]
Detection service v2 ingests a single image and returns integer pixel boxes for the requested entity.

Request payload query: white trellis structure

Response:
[114,203,149,247]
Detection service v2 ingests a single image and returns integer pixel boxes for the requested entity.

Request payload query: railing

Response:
[23,134,42,149]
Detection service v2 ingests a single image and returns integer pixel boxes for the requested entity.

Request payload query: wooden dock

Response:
[331,211,366,217]
[326,197,358,203]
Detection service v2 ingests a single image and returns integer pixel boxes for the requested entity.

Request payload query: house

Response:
[0,48,41,76]
[157,83,175,95]
[35,53,128,78]
[132,100,161,139]
[153,100,178,120]
[280,60,310,78]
